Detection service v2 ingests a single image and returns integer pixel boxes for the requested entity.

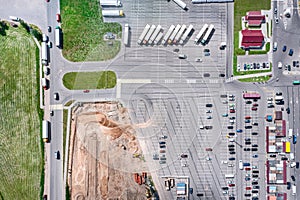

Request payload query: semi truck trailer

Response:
[102,10,124,17]
[41,42,48,65]
[172,0,187,10]
[55,26,62,48]
[143,25,156,44]
[124,24,129,46]
[168,24,181,44]
[162,25,175,45]
[42,120,49,142]
[173,24,186,44]
[179,24,193,44]
[153,32,164,45]
[194,24,208,44]
[100,0,122,7]
[201,24,214,45]
[148,25,162,45]
[137,24,150,44]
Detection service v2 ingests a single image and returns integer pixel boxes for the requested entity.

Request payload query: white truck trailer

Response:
[102,10,124,17]
[153,32,164,45]
[194,24,208,44]
[201,24,214,45]
[41,42,48,65]
[172,0,187,10]
[137,24,150,44]
[55,26,62,48]
[123,24,129,46]
[143,25,156,44]
[100,0,122,7]
[162,25,175,45]
[173,24,186,44]
[42,120,49,142]
[168,24,181,44]
[148,25,162,45]
[179,24,193,44]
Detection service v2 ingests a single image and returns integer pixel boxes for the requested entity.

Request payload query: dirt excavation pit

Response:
[68,102,151,200]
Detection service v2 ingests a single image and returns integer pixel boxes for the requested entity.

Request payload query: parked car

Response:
[228,157,235,161]
[252,144,258,147]
[253,154,258,158]
[56,14,61,22]
[252,181,258,185]
[282,45,287,52]
[237,129,243,133]
[246,187,252,190]
[251,107,257,111]
[252,132,258,136]
[47,26,51,32]
[291,175,296,181]
[251,148,258,151]
[287,182,291,190]
[54,151,60,159]
[289,49,294,56]
[246,101,252,104]
[245,119,250,123]
[244,148,251,151]
[245,116,251,119]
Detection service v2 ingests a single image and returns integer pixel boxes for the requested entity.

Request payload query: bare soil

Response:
[68,102,149,200]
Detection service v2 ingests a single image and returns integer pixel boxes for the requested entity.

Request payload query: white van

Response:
[9,16,20,21]
[292,184,296,195]
[278,61,282,69]
[42,34,49,42]
[273,42,277,51]
[239,160,244,170]
[289,129,293,138]
[290,153,295,160]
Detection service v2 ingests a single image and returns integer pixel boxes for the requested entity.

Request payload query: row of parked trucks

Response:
[137,23,214,46]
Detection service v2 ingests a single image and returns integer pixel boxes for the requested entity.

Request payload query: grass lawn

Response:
[239,75,271,82]
[63,71,117,90]
[0,22,43,199]
[61,0,122,62]
[234,0,271,75]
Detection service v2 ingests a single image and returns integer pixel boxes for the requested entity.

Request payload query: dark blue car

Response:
[293,135,297,144]
[289,49,294,56]
[282,45,287,52]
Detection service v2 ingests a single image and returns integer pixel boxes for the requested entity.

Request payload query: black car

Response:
[229,197,235,200]
[229,116,236,120]
[229,151,236,154]
[228,132,235,136]
[197,193,204,197]
[47,26,51,32]
[245,126,252,129]
[245,138,251,141]
[252,190,259,193]
[228,126,234,129]
[252,181,258,185]
[229,148,235,151]
[252,174,259,178]
[287,182,291,190]
[244,148,251,151]
[245,141,251,145]
[253,185,260,189]
[251,148,258,151]
[206,104,213,107]
[181,154,188,158]
[252,122,258,126]
[281,157,288,161]
[205,126,213,129]
[244,194,251,197]
[219,73,225,77]
[252,170,259,173]
[252,144,258,147]
[270,154,276,158]
[286,107,290,114]
[291,175,296,181]
[296,162,299,169]
[251,132,258,136]
[246,101,252,104]
[276,92,282,96]
[222,186,229,190]
[228,145,235,148]
[229,157,235,161]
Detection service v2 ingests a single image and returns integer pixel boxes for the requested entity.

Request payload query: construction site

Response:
[67,102,156,200]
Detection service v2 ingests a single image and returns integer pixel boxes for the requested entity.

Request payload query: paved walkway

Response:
[226,72,272,82]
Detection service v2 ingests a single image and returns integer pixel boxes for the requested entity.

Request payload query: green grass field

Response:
[61,0,122,62]
[0,23,43,199]
[63,71,117,90]
[234,0,271,75]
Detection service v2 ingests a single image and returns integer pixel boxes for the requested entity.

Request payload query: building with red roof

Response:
[241,29,264,49]
[245,11,265,27]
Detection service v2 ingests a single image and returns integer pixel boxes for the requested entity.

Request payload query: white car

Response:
[221,160,228,164]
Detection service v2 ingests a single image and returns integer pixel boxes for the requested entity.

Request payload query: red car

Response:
[251,107,257,111]
[245,167,251,171]
[245,116,251,119]
[83,90,90,93]
[205,148,213,151]
[56,14,61,22]
[253,103,258,107]
[230,109,235,113]
[245,187,252,190]
[228,184,235,187]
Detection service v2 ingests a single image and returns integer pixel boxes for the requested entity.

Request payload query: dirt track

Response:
[68,102,148,200]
